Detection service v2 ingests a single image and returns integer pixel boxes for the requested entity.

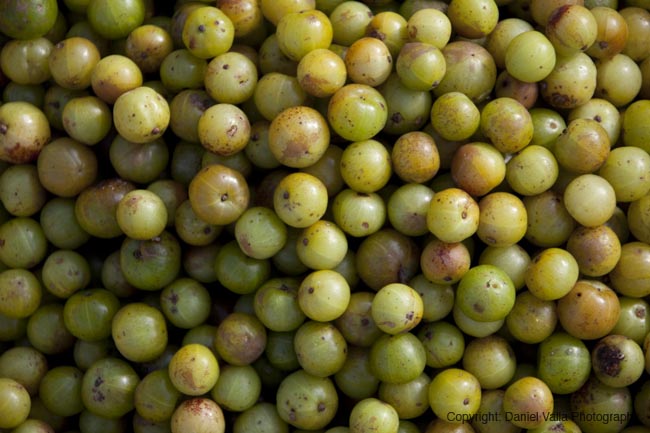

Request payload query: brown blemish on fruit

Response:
[595,344,624,377]
[635,306,646,319]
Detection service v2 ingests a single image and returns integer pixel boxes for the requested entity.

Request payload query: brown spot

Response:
[635,306,646,319]
[596,344,624,377]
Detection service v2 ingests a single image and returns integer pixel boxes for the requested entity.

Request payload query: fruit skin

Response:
[275,369,339,430]
[86,0,146,40]
[0,101,51,164]
[113,86,170,144]
[0,377,31,429]
[168,343,220,396]
[428,368,482,422]
[0,0,58,40]
[170,397,226,433]
[503,376,554,429]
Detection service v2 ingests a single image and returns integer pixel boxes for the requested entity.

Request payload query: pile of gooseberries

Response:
[2,0,650,433]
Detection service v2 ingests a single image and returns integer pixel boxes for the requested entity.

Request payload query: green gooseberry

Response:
[0,346,48,396]
[349,397,399,433]
[134,369,181,423]
[293,320,348,377]
[168,343,219,396]
[119,230,182,291]
[182,6,234,59]
[570,375,632,433]
[327,84,388,143]
[113,86,170,144]
[214,240,271,295]
[63,288,121,342]
[210,364,261,413]
[253,277,305,332]
[264,330,300,372]
[378,372,431,420]
[455,264,516,322]
[428,368,482,423]
[0,217,48,269]
[159,277,211,329]
[81,357,140,419]
[0,269,42,319]
[275,369,338,430]
[296,220,348,270]
[273,172,329,229]
[233,402,289,433]
[39,365,84,417]
[0,377,31,429]
[41,249,92,299]
[235,206,288,260]
[298,269,351,322]
[462,335,517,390]
[371,283,424,335]
[174,199,222,247]
[27,303,75,356]
[505,290,558,344]
[334,291,383,348]
[417,321,465,369]
[537,332,591,395]
[87,0,146,40]
[111,302,168,363]
[334,345,380,402]
[369,331,427,384]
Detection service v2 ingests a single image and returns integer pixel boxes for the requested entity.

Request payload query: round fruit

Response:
[0,102,51,164]
[170,398,225,433]
[168,343,220,396]
[275,369,338,430]
[0,377,31,429]
[111,302,168,363]
[428,368,482,422]
[0,0,58,40]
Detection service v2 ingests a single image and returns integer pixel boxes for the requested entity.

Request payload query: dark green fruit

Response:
[39,365,84,417]
[81,357,140,419]
[64,288,120,341]
[119,231,182,291]
[0,346,48,396]
[87,0,146,40]
[275,369,338,430]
